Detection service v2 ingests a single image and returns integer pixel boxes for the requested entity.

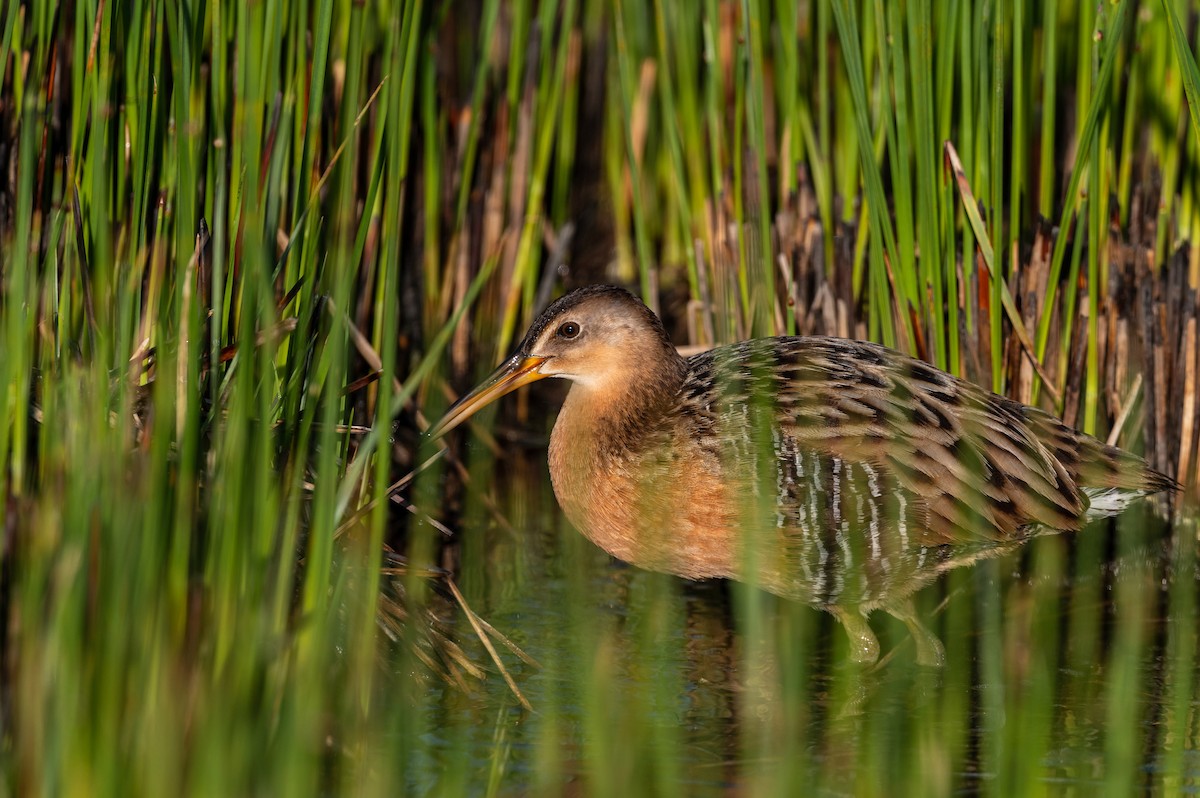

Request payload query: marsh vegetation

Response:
[1,0,1199,794]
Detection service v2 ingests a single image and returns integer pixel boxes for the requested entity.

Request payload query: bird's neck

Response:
[557,350,687,457]
[547,349,687,525]
[549,348,691,559]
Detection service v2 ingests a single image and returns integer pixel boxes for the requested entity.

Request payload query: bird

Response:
[429,285,1178,665]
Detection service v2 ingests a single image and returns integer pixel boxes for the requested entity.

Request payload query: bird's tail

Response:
[1028,411,1179,519]
[1069,436,1178,495]
[1074,440,1178,520]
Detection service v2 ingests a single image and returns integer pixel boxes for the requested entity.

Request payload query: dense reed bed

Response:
[1,0,1198,794]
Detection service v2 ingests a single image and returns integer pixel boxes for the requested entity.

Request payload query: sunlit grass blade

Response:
[1161,0,1200,144]
[1031,0,1130,402]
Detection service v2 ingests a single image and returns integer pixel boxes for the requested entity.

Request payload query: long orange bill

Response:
[427,355,552,439]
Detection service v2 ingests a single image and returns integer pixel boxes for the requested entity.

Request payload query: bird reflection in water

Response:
[430,286,1177,665]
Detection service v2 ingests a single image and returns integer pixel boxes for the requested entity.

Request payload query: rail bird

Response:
[430,285,1176,664]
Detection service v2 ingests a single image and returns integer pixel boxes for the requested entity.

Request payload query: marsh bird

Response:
[430,285,1176,664]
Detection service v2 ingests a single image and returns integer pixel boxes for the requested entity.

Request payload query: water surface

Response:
[396,447,1199,796]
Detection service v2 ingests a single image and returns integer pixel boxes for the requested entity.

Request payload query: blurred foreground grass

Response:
[1,0,1199,794]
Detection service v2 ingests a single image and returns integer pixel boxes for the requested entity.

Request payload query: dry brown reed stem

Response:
[334,449,447,539]
[445,578,534,712]
[1179,318,1197,486]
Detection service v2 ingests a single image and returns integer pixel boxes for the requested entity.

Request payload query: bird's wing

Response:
[680,337,1088,545]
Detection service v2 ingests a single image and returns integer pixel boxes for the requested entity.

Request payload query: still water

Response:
[397,449,1199,796]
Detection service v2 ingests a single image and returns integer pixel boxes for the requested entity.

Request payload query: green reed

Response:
[2,0,1199,795]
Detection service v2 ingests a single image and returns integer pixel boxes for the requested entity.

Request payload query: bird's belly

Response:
[549,439,1029,610]
[550,462,742,581]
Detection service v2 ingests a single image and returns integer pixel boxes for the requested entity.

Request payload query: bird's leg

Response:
[829,606,880,664]
[884,598,946,667]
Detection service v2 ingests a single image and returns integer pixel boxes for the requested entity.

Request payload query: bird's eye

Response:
[557,321,581,339]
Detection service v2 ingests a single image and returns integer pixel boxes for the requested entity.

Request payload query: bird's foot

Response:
[885,599,946,667]
[830,606,880,665]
